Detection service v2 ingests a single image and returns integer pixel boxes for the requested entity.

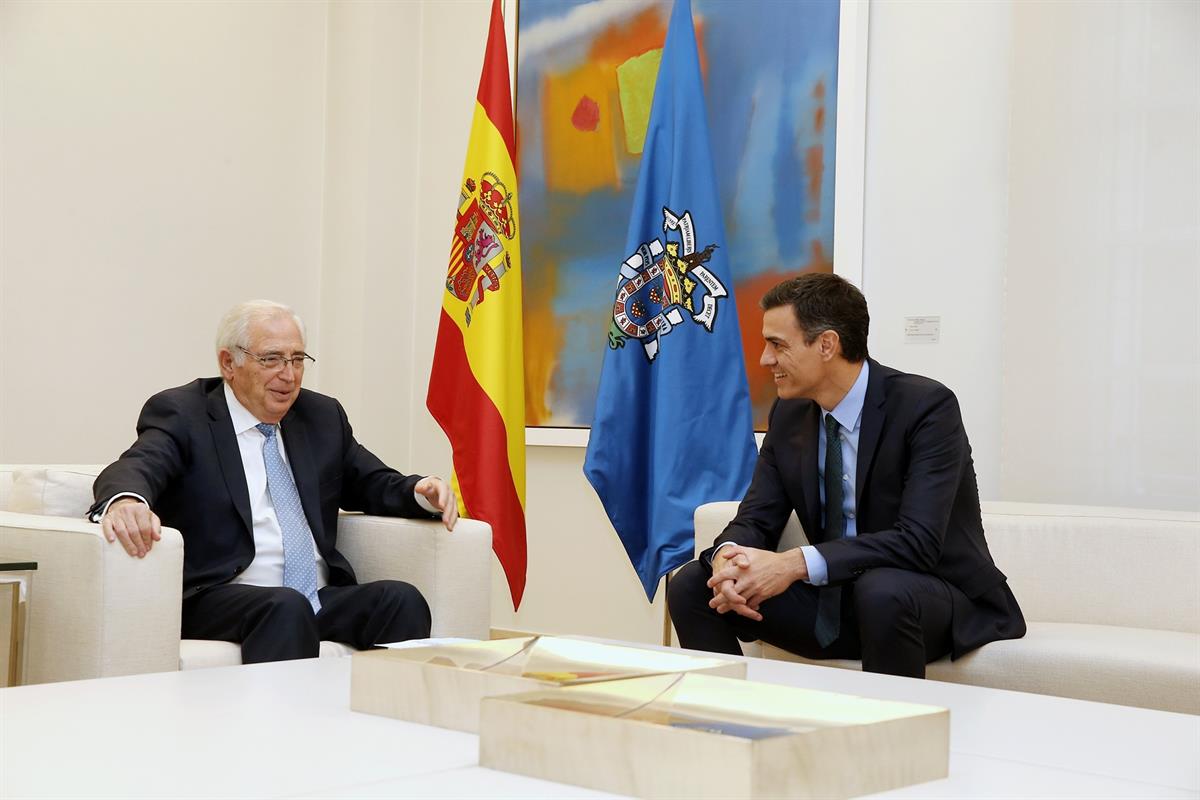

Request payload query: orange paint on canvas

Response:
[812,78,826,135]
[523,256,564,425]
[805,144,824,223]
[587,9,708,90]
[588,8,667,64]
[541,64,620,193]
[734,253,833,429]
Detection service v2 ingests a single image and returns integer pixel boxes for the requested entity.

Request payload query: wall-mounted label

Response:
[904,316,940,344]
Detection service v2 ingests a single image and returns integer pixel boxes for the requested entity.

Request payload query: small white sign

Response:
[904,316,940,344]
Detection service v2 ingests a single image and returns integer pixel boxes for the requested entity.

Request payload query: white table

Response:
[2,648,1197,798]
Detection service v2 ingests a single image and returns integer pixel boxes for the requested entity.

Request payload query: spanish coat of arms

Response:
[447,171,516,325]
[608,206,729,361]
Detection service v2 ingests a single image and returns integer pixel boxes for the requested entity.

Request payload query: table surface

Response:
[1,642,1197,799]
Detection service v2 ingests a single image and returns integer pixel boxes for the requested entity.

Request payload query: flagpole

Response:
[662,573,673,647]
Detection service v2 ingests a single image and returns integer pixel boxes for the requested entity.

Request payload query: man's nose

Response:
[759,346,773,367]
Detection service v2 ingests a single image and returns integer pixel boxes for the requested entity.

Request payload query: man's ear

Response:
[218,349,236,379]
[817,329,841,361]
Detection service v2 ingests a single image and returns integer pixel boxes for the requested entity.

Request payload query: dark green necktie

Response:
[815,414,844,648]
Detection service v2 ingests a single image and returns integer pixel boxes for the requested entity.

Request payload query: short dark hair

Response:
[760,272,870,362]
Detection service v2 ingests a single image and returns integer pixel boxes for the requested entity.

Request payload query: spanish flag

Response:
[428,0,526,609]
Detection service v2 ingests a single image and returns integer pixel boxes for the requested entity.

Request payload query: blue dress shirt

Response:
[801,361,869,586]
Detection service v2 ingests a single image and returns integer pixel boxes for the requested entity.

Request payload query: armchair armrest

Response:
[693,502,809,559]
[0,511,183,684]
[693,502,742,559]
[336,514,491,640]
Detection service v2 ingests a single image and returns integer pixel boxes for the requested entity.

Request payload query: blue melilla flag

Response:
[583,0,758,601]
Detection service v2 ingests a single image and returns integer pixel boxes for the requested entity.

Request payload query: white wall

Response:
[318,0,430,473]
[2,0,1196,648]
[1001,0,1200,511]
[0,0,329,462]
[859,0,1011,499]
[860,0,1199,513]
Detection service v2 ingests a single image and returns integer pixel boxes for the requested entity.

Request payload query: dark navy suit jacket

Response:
[703,359,1025,658]
[90,378,435,599]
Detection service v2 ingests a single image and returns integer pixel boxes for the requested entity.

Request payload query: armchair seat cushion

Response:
[178,639,356,670]
[760,622,1200,714]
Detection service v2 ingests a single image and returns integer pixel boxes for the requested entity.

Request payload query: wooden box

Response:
[479,672,949,799]
[350,636,745,733]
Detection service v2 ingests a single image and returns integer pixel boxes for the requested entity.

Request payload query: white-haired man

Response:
[88,300,457,662]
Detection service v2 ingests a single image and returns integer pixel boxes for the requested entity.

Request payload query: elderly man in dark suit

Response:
[668,273,1025,677]
[89,300,458,663]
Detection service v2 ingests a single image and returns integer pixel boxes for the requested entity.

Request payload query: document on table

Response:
[382,637,474,650]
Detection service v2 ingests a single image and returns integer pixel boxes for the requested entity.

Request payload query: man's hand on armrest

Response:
[101,497,162,558]
[414,476,458,531]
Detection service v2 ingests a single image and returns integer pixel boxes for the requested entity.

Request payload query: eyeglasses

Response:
[237,346,316,372]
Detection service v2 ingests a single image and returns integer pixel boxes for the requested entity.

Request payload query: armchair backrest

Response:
[694,499,1200,633]
[693,501,808,560]
[980,502,1200,633]
[0,465,104,517]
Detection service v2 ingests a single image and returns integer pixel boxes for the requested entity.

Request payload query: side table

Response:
[0,561,36,687]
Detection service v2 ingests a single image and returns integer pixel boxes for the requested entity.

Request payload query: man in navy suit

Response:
[89,300,458,663]
[668,274,1025,677]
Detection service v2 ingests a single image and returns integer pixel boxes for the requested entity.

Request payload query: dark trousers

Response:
[667,561,956,678]
[181,580,432,664]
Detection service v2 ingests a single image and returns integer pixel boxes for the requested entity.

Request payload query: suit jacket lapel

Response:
[795,400,823,540]
[206,385,254,537]
[856,358,887,506]
[279,412,324,542]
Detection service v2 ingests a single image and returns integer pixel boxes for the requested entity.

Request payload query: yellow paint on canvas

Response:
[541,63,620,194]
[615,49,662,155]
[522,252,563,426]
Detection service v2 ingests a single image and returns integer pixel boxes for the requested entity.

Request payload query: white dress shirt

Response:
[224,383,330,589]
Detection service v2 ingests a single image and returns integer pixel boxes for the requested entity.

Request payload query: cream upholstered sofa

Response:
[0,464,492,684]
[694,501,1200,714]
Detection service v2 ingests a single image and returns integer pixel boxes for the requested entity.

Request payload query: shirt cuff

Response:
[801,545,829,586]
[711,541,739,562]
[89,492,149,522]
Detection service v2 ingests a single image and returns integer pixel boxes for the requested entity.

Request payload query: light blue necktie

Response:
[256,423,321,613]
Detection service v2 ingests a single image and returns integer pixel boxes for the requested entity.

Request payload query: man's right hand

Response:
[708,548,761,621]
[101,498,162,558]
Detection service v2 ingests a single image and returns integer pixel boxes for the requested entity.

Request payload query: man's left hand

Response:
[706,545,806,612]
[415,476,458,531]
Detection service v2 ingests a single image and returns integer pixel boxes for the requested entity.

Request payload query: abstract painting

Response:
[518,0,841,429]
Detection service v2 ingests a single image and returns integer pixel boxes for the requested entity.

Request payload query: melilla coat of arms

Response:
[609,206,730,361]
[447,171,516,326]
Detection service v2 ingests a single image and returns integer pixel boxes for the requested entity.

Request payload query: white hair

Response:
[215,300,307,365]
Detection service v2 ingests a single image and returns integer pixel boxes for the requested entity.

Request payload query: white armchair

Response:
[0,465,492,684]
[692,500,1200,714]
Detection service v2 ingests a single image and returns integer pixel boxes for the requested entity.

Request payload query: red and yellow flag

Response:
[427,0,526,609]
